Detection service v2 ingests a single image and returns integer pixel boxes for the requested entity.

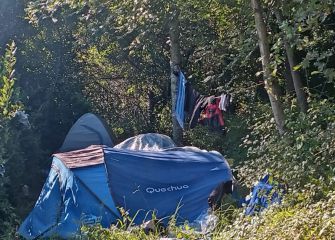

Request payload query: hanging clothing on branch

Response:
[174,70,235,130]
[189,96,225,130]
[189,96,208,129]
[219,93,232,112]
[202,97,224,129]
[175,72,186,129]
[184,82,200,120]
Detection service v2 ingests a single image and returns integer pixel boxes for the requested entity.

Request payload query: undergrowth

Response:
[217,192,335,239]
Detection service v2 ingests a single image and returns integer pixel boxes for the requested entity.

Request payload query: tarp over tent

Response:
[114,133,176,151]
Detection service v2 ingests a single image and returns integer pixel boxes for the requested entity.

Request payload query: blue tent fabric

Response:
[18,157,120,239]
[19,140,233,239]
[104,147,233,224]
[18,163,62,239]
[244,175,285,215]
[175,72,186,129]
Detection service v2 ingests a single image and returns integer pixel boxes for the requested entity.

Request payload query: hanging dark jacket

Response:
[189,96,208,129]
[184,82,200,120]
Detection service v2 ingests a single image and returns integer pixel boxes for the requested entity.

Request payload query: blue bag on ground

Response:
[244,174,286,215]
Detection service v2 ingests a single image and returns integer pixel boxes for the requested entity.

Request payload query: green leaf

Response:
[311,71,320,75]
[293,64,302,71]
[271,68,278,77]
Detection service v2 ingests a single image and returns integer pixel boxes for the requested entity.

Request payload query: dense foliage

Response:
[0,42,22,238]
[0,0,334,239]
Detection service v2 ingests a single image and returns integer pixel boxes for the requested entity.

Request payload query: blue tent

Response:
[19,115,233,239]
[18,146,120,239]
[19,113,118,239]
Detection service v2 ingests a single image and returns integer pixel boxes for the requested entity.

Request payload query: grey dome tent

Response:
[59,113,113,152]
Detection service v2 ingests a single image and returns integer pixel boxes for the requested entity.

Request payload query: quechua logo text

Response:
[146,185,189,194]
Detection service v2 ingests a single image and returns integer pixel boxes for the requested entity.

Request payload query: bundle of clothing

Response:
[243,174,287,215]
[175,72,233,130]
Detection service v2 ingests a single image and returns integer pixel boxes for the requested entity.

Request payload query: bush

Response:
[184,114,248,166]
[238,98,335,199]
[0,42,20,238]
[217,191,335,240]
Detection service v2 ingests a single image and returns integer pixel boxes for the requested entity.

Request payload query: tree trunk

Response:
[169,8,183,145]
[275,10,308,113]
[284,57,295,95]
[251,0,286,135]
[148,89,155,132]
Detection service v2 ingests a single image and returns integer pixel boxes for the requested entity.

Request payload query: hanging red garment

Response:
[204,97,224,127]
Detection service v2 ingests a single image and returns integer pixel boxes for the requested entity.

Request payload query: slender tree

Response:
[251,0,286,135]
[169,7,183,145]
[275,9,308,113]
[284,57,295,94]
